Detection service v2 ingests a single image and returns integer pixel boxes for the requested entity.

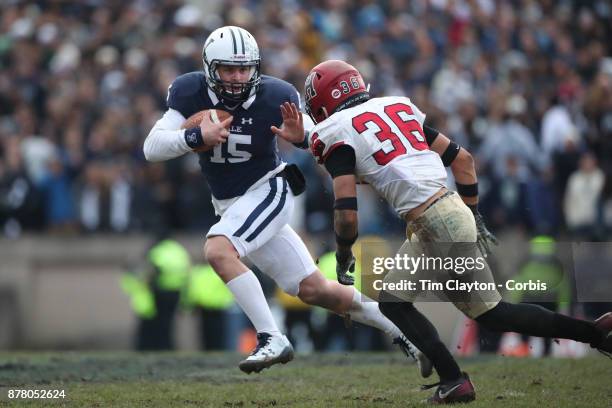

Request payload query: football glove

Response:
[474,212,498,256]
[335,251,356,285]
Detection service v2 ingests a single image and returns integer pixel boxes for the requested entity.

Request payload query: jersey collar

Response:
[207,88,257,111]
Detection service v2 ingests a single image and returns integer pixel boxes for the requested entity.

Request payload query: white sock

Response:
[348,288,402,338]
[226,270,281,335]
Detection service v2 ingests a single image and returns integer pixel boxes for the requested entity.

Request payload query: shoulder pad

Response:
[309,118,350,164]
[259,75,300,105]
[167,72,206,117]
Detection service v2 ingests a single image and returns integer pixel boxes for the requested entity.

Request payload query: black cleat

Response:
[423,372,476,404]
[594,312,612,358]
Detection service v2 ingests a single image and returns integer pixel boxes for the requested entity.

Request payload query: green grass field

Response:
[0,352,610,407]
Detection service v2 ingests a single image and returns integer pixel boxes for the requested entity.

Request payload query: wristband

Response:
[334,197,358,210]
[336,232,358,247]
[184,127,204,149]
[456,182,478,197]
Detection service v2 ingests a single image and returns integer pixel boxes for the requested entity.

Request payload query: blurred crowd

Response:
[1,0,611,243]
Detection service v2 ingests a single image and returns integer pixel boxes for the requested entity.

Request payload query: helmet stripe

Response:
[238,29,245,54]
[230,28,238,54]
[229,28,237,54]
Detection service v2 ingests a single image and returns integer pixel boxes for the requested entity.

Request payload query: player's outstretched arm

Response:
[332,174,359,285]
[318,144,360,284]
[428,129,498,255]
[270,102,305,144]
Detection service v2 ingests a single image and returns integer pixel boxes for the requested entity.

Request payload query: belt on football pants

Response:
[423,190,454,213]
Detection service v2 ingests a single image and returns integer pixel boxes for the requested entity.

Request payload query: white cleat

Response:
[393,335,434,378]
[239,332,294,374]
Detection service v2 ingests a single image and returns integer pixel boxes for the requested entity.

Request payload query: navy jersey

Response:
[167,72,300,199]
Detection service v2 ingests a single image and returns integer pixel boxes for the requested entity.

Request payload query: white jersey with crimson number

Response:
[309,96,447,215]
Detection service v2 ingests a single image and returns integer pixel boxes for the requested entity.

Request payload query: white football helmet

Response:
[202,26,261,104]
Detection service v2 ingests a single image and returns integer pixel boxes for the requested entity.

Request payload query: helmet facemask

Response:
[304,102,328,125]
[304,71,324,124]
[205,59,261,104]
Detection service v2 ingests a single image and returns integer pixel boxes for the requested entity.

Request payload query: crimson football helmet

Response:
[304,60,369,124]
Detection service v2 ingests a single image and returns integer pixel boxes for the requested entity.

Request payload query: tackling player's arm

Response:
[425,125,477,206]
[424,125,498,254]
[325,145,359,285]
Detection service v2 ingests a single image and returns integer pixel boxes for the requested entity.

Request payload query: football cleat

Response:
[393,335,434,378]
[238,332,294,374]
[423,372,476,404]
[594,312,612,358]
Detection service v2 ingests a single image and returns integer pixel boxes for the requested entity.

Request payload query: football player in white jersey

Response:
[144,27,432,376]
[298,60,612,404]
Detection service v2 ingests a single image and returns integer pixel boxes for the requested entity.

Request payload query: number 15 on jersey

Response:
[209,133,252,164]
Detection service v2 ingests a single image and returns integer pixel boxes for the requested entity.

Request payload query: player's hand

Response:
[336,250,356,286]
[271,102,304,143]
[200,112,232,147]
[474,212,498,256]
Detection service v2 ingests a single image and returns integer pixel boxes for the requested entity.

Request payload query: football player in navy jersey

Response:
[143,26,432,375]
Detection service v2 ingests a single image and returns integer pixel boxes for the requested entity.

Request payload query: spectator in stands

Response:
[564,152,605,239]
[478,95,547,228]
[0,0,609,240]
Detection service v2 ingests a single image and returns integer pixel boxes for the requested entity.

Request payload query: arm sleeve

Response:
[324,145,356,178]
[143,108,192,162]
[423,124,440,146]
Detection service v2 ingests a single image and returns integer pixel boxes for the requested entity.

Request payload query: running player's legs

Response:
[207,177,293,262]
[405,192,609,367]
[245,224,317,296]
[247,224,353,314]
[249,224,433,377]
[379,192,487,389]
[204,176,295,373]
